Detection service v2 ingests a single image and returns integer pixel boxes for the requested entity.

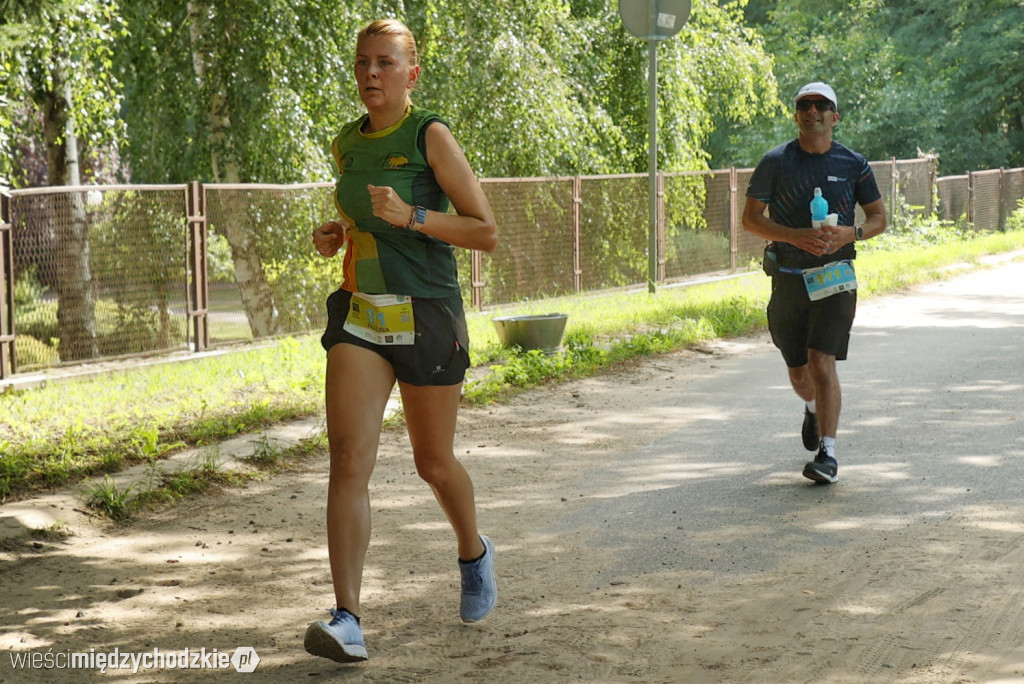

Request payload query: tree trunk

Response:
[45,77,97,361]
[187,1,278,338]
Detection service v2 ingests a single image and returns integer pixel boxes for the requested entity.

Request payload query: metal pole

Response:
[187,181,210,352]
[647,37,658,293]
[0,192,13,378]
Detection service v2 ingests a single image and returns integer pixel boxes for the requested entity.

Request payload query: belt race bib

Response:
[343,293,416,345]
[803,261,857,301]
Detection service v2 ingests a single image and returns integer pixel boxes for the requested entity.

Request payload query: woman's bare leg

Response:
[399,381,484,561]
[324,343,396,615]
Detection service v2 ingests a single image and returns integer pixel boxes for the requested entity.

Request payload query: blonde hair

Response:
[357,19,418,67]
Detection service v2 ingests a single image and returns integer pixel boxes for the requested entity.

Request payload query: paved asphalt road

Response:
[552,256,1024,585]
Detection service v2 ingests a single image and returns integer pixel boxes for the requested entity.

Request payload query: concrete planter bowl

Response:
[491,313,569,354]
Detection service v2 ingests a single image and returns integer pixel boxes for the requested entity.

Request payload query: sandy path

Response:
[2,258,1023,683]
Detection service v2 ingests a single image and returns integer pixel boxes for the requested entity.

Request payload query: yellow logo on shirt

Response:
[386,154,409,170]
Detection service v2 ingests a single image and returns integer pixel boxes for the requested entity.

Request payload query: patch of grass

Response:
[242,432,283,467]
[81,450,252,521]
[133,468,246,512]
[0,341,324,500]
[463,290,768,405]
[291,431,328,458]
[83,476,136,522]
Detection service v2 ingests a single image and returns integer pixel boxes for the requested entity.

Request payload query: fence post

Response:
[890,157,898,224]
[927,156,937,216]
[998,168,1006,231]
[471,249,483,309]
[968,171,976,228]
[0,192,14,378]
[573,175,582,293]
[186,181,209,352]
[729,167,739,271]
[657,170,666,283]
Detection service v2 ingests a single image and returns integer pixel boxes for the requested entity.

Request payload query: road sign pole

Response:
[647,37,658,294]
[619,0,690,295]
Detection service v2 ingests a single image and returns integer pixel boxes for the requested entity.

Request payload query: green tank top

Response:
[331,106,458,298]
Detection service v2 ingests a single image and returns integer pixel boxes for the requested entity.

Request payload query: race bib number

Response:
[803,261,857,301]
[343,293,416,345]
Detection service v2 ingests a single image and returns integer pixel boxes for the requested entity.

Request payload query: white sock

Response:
[821,436,836,459]
[806,400,816,414]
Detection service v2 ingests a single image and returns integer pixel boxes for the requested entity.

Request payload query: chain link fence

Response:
[3,157,1022,377]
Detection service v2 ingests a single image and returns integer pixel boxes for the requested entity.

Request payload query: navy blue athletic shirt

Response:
[746,139,881,269]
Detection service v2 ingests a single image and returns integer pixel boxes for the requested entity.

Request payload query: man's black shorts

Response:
[320,288,470,386]
[767,272,856,368]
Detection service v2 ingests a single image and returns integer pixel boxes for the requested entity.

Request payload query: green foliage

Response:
[12,264,47,306]
[80,450,240,520]
[463,344,591,404]
[1007,199,1024,233]
[89,190,182,299]
[13,334,58,367]
[0,335,325,500]
[578,176,650,288]
[14,304,57,361]
[0,0,126,186]
[5,0,772,186]
[130,452,242,512]
[663,172,730,276]
[113,0,371,183]
[917,0,1024,173]
[463,290,766,405]
[211,185,344,331]
[0,93,11,189]
[242,433,283,467]
[861,194,1024,257]
[206,231,236,283]
[15,296,186,368]
[85,189,187,351]
[726,0,1024,175]
[83,475,135,521]
[5,0,1024,188]
[857,215,973,254]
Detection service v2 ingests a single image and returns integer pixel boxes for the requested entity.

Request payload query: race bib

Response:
[343,293,416,345]
[803,261,857,301]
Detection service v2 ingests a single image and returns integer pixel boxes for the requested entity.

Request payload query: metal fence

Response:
[2,158,1022,378]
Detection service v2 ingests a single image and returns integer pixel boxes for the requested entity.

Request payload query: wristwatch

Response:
[406,205,427,231]
[855,224,865,240]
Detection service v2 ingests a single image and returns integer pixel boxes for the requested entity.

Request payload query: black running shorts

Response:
[766,272,856,368]
[320,288,471,386]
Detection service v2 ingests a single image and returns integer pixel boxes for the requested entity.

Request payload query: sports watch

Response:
[406,205,427,231]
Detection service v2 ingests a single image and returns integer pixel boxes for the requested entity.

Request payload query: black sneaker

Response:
[803,449,838,484]
[801,407,818,451]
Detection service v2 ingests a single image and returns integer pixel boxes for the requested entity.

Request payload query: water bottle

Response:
[810,187,828,228]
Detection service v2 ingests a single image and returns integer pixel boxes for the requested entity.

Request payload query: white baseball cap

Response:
[794,82,838,111]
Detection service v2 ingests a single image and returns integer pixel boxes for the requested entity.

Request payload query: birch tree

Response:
[1,0,124,360]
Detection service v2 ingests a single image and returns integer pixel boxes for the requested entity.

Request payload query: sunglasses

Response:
[796,99,835,112]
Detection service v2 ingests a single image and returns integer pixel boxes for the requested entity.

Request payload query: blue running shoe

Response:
[803,449,838,484]
[304,608,368,663]
[459,535,497,623]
